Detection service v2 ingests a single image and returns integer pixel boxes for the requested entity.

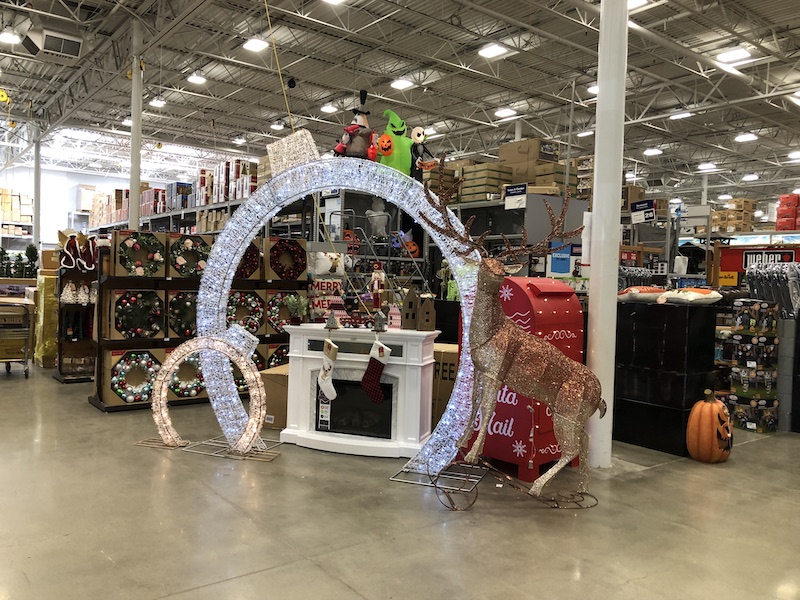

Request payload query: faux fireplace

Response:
[281,324,440,458]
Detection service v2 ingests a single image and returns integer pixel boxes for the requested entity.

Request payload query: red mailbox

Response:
[467,277,583,482]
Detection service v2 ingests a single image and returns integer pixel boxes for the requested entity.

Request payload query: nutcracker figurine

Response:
[370,261,386,309]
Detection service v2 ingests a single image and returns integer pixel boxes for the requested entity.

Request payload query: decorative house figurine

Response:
[373,310,387,333]
[401,286,419,330]
[388,304,402,329]
[417,297,436,331]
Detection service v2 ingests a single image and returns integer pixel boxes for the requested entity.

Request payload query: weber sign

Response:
[742,250,795,269]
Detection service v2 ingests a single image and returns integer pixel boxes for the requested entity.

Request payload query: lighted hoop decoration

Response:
[167,351,205,397]
[118,232,165,277]
[114,291,164,339]
[265,292,288,333]
[194,150,479,476]
[169,235,211,277]
[151,331,266,453]
[168,291,197,338]
[269,238,306,280]
[111,351,161,403]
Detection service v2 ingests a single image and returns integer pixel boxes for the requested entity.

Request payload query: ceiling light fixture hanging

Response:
[149,97,166,108]
[232,137,246,145]
[587,85,599,95]
[478,43,508,58]
[742,173,759,181]
[735,132,758,142]
[576,130,594,137]
[643,148,663,156]
[718,194,733,201]
[187,71,206,85]
[628,0,648,9]
[669,111,694,120]
[270,122,285,131]
[0,27,20,45]
[243,37,268,52]
[717,47,751,63]
[320,103,338,113]
[494,107,517,118]
[697,162,716,170]
[390,78,415,90]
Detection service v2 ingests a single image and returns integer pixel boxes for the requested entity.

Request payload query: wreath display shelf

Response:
[169,291,197,338]
[118,232,165,277]
[226,291,265,335]
[269,238,307,280]
[233,350,266,392]
[235,241,261,279]
[265,292,289,333]
[169,235,211,277]
[111,351,162,403]
[168,352,205,397]
[267,344,289,369]
[114,291,164,339]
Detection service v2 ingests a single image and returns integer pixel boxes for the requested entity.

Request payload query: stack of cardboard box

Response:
[534,162,577,197]
[166,182,194,211]
[1,190,34,225]
[89,193,111,228]
[776,194,799,231]
[421,166,456,196]
[712,198,755,233]
[459,163,512,202]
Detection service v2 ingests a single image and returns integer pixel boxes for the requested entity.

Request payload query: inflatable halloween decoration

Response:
[378,109,413,175]
[377,134,394,156]
[410,126,435,181]
[334,90,377,160]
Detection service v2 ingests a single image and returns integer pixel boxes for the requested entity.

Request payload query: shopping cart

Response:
[0,301,32,378]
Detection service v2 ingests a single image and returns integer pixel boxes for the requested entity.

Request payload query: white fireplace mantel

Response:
[280,324,440,458]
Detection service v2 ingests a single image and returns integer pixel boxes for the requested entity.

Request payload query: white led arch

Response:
[197,157,479,475]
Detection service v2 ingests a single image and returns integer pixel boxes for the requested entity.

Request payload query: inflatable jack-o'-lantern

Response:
[377,133,394,156]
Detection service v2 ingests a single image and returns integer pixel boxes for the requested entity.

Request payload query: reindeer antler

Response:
[419,154,489,258]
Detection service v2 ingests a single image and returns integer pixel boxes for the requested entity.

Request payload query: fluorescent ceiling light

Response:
[423,127,437,135]
[669,198,683,204]
[478,43,508,58]
[717,47,751,63]
[149,97,166,108]
[270,122,285,131]
[232,137,246,145]
[122,117,133,127]
[390,78,415,90]
[718,194,733,201]
[587,85,599,95]
[322,0,345,4]
[494,107,517,118]
[742,173,759,181]
[576,130,594,138]
[735,132,758,142]
[0,29,20,44]
[697,162,716,170]
[426,133,445,140]
[669,111,694,120]
[790,96,800,107]
[625,172,636,179]
[628,0,648,8]
[643,148,663,156]
[243,37,268,52]
[793,188,800,194]
[789,151,800,160]
[187,72,206,85]
[754,210,764,217]
[320,103,338,113]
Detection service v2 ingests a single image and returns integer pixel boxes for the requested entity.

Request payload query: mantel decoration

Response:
[226,291,264,335]
[111,351,162,403]
[168,352,205,398]
[284,293,309,324]
[269,238,307,280]
[118,231,165,277]
[169,291,197,338]
[169,235,211,277]
[115,291,164,339]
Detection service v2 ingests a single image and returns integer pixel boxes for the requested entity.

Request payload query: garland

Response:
[169,235,211,277]
[169,291,197,337]
[114,291,164,339]
[269,238,307,280]
[118,232,165,277]
[235,242,261,279]
[234,350,266,392]
[226,291,265,335]
[168,352,205,397]
[268,345,289,369]
[265,292,288,333]
[110,351,161,403]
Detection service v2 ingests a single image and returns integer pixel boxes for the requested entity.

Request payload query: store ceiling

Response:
[0,0,798,206]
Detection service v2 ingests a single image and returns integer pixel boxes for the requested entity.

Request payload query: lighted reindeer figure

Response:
[420,170,607,497]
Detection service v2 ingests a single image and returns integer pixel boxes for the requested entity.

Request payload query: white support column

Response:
[701,173,708,205]
[514,120,522,141]
[129,19,143,228]
[33,127,41,248]
[586,0,628,468]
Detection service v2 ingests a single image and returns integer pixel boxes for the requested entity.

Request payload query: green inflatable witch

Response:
[377,109,413,176]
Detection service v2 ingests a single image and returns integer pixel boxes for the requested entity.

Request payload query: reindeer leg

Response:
[464,374,500,464]
[529,413,581,497]
[457,371,483,449]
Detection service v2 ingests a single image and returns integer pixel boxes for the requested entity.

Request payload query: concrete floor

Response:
[1,365,798,600]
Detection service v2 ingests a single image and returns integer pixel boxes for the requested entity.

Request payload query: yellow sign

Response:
[718,271,739,286]
[0,89,8,103]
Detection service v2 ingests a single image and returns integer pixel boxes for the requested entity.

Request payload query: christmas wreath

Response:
[269,238,307,280]
[169,291,197,337]
[265,292,289,333]
[268,344,289,369]
[167,352,205,397]
[226,291,265,335]
[235,241,261,279]
[118,232,165,277]
[110,351,161,403]
[233,349,266,392]
[114,291,164,339]
[169,235,211,277]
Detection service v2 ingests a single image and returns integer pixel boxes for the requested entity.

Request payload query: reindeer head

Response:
[419,155,583,281]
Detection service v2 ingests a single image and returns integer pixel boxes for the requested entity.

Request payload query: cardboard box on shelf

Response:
[534,162,573,177]
[259,364,288,429]
[622,185,646,203]
[498,139,542,163]
[730,198,756,212]
[461,163,513,179]
[534,173,577,187]
[501,161,536,184]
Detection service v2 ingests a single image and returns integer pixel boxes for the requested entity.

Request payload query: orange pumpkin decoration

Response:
[403,240,420,258]
[377,133,394,156]
[686,389,732,463]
